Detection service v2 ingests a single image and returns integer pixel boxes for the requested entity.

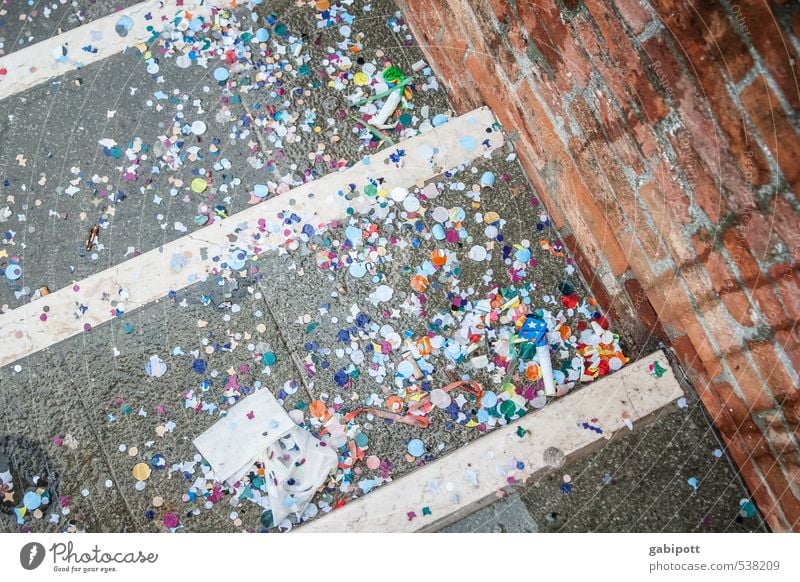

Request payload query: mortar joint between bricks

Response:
[635,19,663,44]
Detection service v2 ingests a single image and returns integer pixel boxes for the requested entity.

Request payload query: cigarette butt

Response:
[86,224,100,251]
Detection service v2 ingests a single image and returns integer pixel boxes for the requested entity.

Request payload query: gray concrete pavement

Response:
[0,0,143,57]
[444,392,766,533]
[0,0,762,533]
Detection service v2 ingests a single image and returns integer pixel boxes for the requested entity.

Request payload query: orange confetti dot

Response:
[410,274,429,292]
[525,363,541,381]
[430,249,447,267]
[386,395,403,412]
[416,337,432,356]
[309,400,327,418]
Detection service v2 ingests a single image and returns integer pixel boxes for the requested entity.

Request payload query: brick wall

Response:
[397,0,800,531]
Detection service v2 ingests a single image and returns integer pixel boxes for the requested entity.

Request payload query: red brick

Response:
[769,195,800,264]
[464,52,521,136]
[592,89,646,175]
[467,0,521,81]
[739,206,785,263]
[515,148,567,230]
[690,229,755,326]
[631,117,662,160]
[639,181,696,266]
[724,348,777,412]
[672,333,710,383]
[752,281,793,332]
[664,128,730,224]
[737,2,800,111]
[400,1,483,112]
[775,329,800,374]
[769,263,800,322]
[704,300,748,358]
[515,0,574,86]
[650,0,754,81]
[585,0,669,123]
[568,97,664,261]
[624,277,666,340]
[614,0,652,35]
[550,164,629,277]
[711,380,765,440]
[741,80,800,192]
[722,226,765,286]
[752,454,800,531]
[651,160,692,224]
[641,33,766,206]
[749,339,799,404]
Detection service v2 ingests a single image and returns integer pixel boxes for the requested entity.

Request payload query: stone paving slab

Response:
[1,271,306,532]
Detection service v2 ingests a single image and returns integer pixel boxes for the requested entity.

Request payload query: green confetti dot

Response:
[500,400,517,418]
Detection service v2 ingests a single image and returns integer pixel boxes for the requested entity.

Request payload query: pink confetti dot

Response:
[39,313,47,321]
[162,513,179,528]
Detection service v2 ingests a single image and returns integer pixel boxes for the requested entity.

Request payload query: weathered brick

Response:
[736,2,800,111]
[752,281,793,332]
[712,380,765,439]
[769,263,800,322]
[639,181,696,266]
[691,229,755,326]
[569,96,665,261]
[514,148,567,230]
[672,333,710,382]
[769,195,800,264]
[739,206,786,263]
[585,0,669,123]
[740,80,800,192]
[664,128,727,224]
[515,0,577,87]
[468,0,521,81]
[723,348,777,412]
[399,0,483,112]
[651,159,692,224]
[399,0,800,529]
[642,33,764,206]
[614,0,652,35]
[722,226,764,286]
[623,276,666,340]
[749,339,799,404]
[775,329,800,376]
[752,454,800,531]
[650,0,754,81]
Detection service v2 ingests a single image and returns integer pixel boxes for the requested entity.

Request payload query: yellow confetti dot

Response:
[353,71,369,86]
[191,178,208,193]
[132,463,151,481]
